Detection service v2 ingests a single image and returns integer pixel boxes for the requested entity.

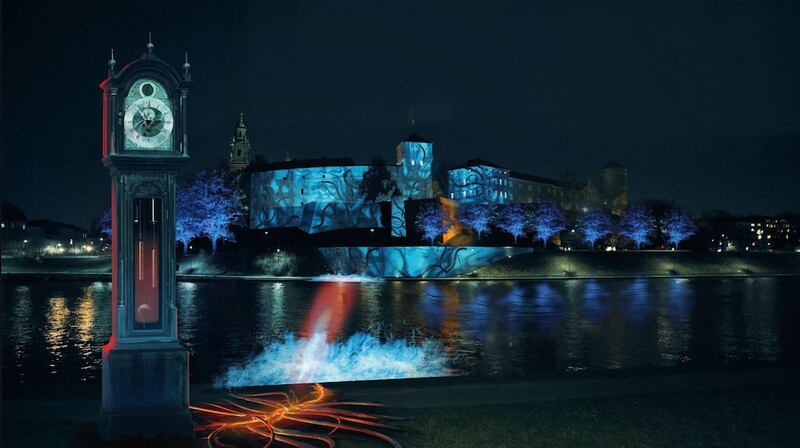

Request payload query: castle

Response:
[229,117,627,236]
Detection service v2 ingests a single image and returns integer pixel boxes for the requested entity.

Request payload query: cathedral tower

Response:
[229,113,252,171]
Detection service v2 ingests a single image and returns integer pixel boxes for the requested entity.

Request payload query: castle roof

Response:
[508,171,562,187]
[453,158,509,170]
[245,157,360,173]
[451,159,572,188]
[404,133,431,143]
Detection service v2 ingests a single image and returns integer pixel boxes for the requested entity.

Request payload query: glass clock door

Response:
[132,197,162,331]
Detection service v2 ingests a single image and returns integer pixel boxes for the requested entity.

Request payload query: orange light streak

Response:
[191,384,402,448]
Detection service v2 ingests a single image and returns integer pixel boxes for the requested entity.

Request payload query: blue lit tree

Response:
[99,208,112,238]
[578,210,612,249]
[663,209,696,248]
[184,169,246,254]
[415,202,450,244]
[619,205,655,249]
[175,184,204,254]
[496,203,528,243]
[457,203,493,240]
[529,202,567,248]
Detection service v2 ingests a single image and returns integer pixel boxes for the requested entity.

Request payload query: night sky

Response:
[3,0,799,229]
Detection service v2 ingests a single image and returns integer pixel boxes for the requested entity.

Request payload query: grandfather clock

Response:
[99,37,193,439]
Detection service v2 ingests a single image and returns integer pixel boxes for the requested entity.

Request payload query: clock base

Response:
[100,342,193,440]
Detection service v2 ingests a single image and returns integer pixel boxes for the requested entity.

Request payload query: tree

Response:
[184,169,245,253]
[663,210,696,248]
[99,208,112,238]
[640,199,676,248]
[529,202,567,248]
[175,184,203,254]
[415,202,449,244]
[457,203,493,239]
[619,206,655,249]
[358,158,397,202]
[578,210,612,249]
[496,203,528,243]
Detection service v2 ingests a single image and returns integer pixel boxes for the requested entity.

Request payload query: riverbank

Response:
[3,251,799,281]
[4,368,799,447]
[472,250,800,278]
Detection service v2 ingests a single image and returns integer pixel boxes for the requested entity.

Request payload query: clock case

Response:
[98,49,193,440]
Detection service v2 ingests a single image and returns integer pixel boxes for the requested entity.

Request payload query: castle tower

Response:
[396,133,434,200]
[229,113,252,171]
[600,161,628,215]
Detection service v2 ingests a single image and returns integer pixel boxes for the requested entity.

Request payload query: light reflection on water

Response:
[2,277,799,394]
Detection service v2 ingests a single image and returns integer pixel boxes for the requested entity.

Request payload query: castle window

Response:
[237,150,241,156]
[411,160,415,166]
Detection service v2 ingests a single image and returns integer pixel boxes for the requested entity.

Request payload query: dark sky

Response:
[3,0,799,229]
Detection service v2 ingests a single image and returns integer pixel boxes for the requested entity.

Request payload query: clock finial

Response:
[108,48,117,76]
[146,32,154,53]
[182,52,192,81]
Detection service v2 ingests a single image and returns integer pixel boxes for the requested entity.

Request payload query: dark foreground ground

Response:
[4,369,800,448]
[350,383,800,447]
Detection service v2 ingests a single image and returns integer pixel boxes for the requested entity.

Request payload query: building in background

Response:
[600,161,628,215]
[1,208,101,257]
[741,216,799,251]
[447,159,625,214]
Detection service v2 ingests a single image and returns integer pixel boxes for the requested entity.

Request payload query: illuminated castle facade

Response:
[245,133,433,234]
[448,159,628,215]
[235,116,627,236]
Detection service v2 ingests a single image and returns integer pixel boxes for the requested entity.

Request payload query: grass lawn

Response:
[341,382,800,448]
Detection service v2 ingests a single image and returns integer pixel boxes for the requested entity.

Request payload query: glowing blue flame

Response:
[310,274,383,283]
[216,332,451,388]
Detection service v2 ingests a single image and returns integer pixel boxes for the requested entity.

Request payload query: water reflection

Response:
[45,296,70,374]
[2,277,797,392]
[10,286,33,380]
[177,282,198,348]
[75,287,95,380]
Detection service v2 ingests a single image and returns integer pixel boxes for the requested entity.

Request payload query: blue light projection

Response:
[396,139,434,199]
[299,202,382,234]
[321,246,532,278]
[251,166,370,229]
[448,164,510,203]
[390,195,407,237]
[250,137,434,233]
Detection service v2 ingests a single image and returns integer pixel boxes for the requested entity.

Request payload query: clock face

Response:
[123,79,174,150]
